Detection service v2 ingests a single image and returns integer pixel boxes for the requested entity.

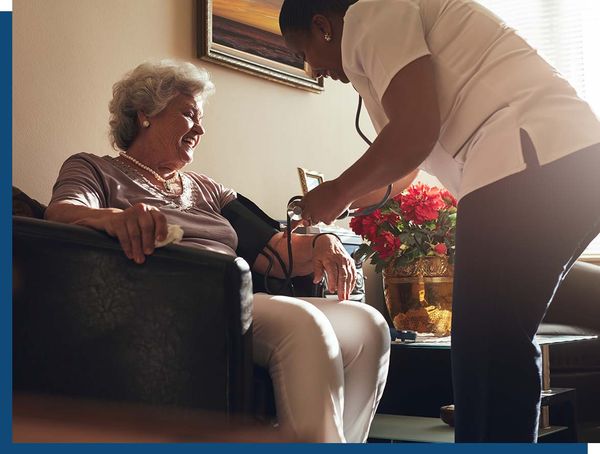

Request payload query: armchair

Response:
[13,215,254,415]
[537,260,600,436]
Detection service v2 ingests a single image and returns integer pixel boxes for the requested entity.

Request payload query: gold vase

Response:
[383,256,453,336]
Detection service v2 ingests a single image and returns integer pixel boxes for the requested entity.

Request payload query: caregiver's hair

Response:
[109,60,215,151]
[279,0,358,35]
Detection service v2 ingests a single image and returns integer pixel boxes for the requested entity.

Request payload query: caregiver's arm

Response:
[349,169,418,209]
[301,56,439,224]
[339,55,440,204]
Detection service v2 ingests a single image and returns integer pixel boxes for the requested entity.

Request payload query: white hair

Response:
[108,60,215,150]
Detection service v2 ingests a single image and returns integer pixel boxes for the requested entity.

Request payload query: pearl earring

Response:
[324,33,332,42]
[142,120,150,128]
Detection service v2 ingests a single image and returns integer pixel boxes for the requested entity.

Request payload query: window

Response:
[478,0,600,260]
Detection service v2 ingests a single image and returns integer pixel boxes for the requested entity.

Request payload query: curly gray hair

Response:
[109,60,215,151]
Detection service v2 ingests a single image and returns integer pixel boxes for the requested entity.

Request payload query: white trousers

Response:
[252,293,391,442]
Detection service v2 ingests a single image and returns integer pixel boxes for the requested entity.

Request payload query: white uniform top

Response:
[342,0,600,199]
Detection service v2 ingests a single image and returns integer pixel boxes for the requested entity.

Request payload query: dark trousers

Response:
[451,131,600,442]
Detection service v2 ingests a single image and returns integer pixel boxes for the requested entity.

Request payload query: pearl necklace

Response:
[119,152,180,193]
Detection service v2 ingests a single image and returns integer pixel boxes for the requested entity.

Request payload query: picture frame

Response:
[297,168,325,195]
[197,0,324,93]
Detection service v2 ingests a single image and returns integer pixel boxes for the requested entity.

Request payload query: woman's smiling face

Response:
[143,93,206,171]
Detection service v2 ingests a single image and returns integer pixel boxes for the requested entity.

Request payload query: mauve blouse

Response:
[50,152,238,257]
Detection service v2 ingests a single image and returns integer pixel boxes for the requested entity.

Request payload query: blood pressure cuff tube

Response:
[221,195,280,267]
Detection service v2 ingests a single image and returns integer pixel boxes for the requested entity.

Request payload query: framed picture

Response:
[197,0,324,93]
[297,168,325,195]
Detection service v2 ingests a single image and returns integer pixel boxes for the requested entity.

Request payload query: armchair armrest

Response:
[538,261,600,423]
[13,216,254,415]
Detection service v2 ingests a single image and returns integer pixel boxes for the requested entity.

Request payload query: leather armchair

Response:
[13,215,254,415]
[537,260,600,431]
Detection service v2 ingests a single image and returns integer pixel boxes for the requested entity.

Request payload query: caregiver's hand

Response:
[300,180,351,225]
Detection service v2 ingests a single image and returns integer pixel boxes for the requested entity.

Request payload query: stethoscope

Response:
[287,95,392,222]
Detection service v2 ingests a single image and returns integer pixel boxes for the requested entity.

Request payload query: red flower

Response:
[382,211,400,225]
[440,189,457,208]
[349,216,364,235]
[372,231,402,260]
[433,243,448,255]
[350,183,456,270]
[400,183,445,225]
[350,215,379,242]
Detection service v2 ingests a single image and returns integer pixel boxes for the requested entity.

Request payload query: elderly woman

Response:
[44,60,390,443]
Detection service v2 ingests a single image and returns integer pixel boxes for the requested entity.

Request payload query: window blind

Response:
[477,0,600,257]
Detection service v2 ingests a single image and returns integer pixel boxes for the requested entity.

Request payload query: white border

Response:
[0,0,12,12]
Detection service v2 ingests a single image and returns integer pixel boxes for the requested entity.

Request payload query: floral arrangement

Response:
[350,183,458,273]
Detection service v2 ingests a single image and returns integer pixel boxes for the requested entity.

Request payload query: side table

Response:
[369,333,597,442]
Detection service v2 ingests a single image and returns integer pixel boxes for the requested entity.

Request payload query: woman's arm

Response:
[349,169,418,209]
[252,232,356,300]
[46,201,168,264]
[45,201,122,229]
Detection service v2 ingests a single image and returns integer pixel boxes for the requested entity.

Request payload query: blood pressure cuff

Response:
[221,194,280,267]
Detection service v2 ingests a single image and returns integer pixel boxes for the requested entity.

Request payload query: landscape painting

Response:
[198,0,324,92]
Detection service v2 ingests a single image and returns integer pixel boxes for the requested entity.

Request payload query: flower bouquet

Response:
[350,183,457,335]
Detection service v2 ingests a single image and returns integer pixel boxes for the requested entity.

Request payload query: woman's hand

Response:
[300,180,351,226]
[102,203,169,264]
[312,234,357,301]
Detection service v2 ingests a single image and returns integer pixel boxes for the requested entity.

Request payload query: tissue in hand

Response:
[155,224,184,248]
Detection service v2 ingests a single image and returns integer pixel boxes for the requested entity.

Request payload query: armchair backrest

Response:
[541,260,600,333]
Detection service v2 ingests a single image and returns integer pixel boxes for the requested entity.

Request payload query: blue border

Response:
[2,8,13,450]
[0,444,591,453]
[1,6,590,454]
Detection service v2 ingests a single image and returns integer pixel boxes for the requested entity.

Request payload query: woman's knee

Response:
[255,295,341,359]
[355,302,390,339]
[334,302,391,362]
